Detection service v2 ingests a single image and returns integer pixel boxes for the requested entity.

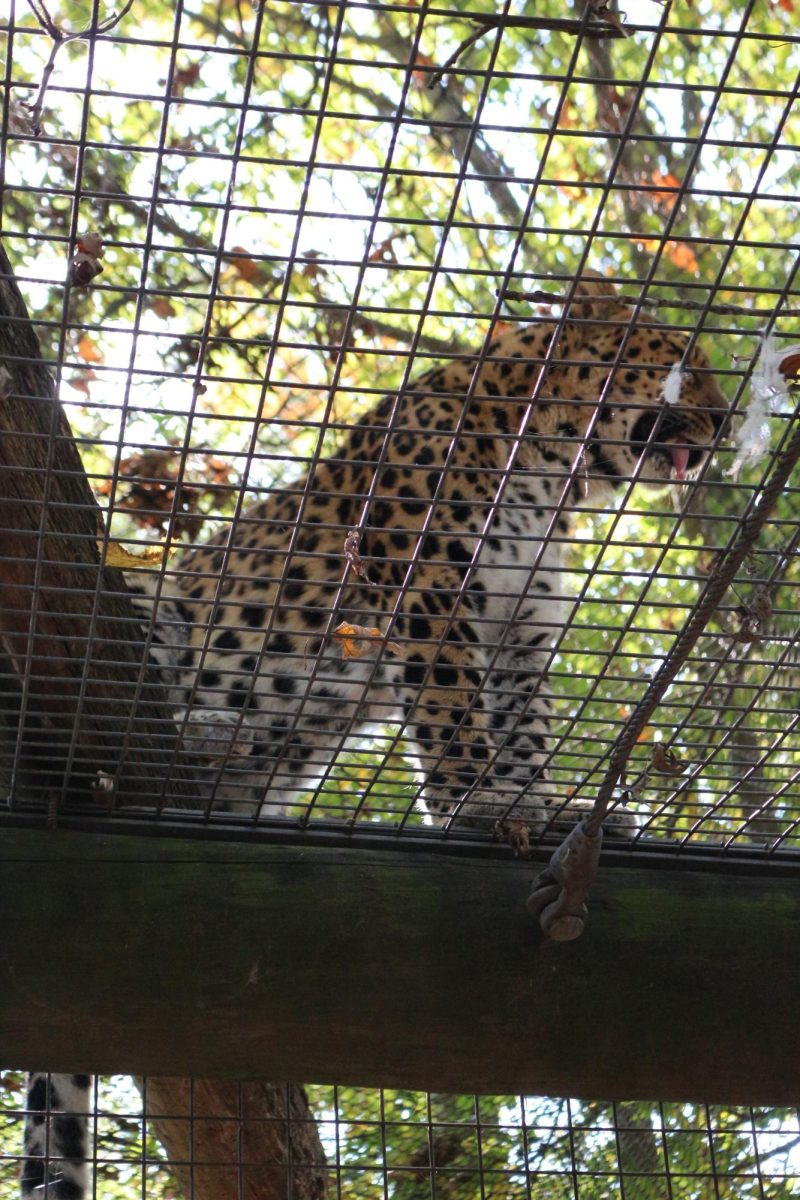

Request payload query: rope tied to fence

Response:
[529,402,800,941]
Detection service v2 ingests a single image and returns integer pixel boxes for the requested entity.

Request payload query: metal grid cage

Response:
[1,0,799,859]
[4,1071,800,1199]
[2,2,800,1199]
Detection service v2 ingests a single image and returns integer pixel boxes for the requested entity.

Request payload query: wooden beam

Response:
[1,828,799,1104]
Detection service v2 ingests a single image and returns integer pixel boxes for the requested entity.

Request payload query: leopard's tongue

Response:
[670,445,690,480]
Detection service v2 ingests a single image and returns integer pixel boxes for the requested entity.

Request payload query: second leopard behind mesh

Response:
[130,279,728,842]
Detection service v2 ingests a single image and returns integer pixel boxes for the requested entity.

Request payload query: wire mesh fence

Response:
[3,0,796,858]
[2,2,800,1198]
[4,1071,800,1199]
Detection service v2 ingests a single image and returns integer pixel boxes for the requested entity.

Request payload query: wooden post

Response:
[2,828,799,1105]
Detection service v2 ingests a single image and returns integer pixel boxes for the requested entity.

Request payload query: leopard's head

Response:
[549,280,729,490]
[584,336,729,489]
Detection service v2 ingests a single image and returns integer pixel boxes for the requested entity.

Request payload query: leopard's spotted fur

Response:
[134,279,727,838]
[21,280,728,1198]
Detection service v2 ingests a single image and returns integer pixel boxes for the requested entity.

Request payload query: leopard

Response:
[20,278,728,1198]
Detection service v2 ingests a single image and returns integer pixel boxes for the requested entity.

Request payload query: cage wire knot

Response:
[527,820,602,941]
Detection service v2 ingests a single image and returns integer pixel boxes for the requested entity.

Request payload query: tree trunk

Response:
[616,1101,668,1200]
[141,1077,329,1200]
[0,240,197,808]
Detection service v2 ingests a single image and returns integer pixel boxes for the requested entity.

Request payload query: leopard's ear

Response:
[572,274,618,300]
[567,274,632,323]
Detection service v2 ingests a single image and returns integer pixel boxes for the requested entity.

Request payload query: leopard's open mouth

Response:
[641,441,706,482]
[631,410,709,480]
[662,441,705,479]
[669,444,691,480]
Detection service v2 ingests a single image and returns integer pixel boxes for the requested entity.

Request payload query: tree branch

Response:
[373,15,529,233]
[426,9,627,90]
[24,0,135,134]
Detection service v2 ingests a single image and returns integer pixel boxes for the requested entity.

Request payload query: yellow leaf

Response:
[100,540,171,568]
[333,622,403,659]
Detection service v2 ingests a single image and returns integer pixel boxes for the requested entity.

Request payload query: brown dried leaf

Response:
[411,51,436,88]
[171,61,201,98]
[344,528,371,582]
[649,169,682,212]
[651,744,685,776]
[495,818,530,858]
[7,97,36,136]
[638,238,699,274]
[732,584,773,643]
[77,232,104,258]
[69,232,104,286]
[70,369,97,396]
[228,246,262,284]
[367,236,398,264]
[105,449,235,537]
[151,297,177,319]
[300,249,325,280]
[778,344,800,380]
[69,252,103,286]
[588,0,630,34]
[733,611,759,643]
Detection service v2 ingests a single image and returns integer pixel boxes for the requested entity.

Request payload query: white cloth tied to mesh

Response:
[729,335,800,479]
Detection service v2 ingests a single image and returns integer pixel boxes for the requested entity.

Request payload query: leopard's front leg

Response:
[487,641,638,839]
[398,646,557,848]
[401,641,635,852]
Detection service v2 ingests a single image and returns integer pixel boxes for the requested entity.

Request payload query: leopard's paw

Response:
[177,708,256,764]
[495,817,531,858]
[602,803,640,836]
